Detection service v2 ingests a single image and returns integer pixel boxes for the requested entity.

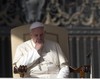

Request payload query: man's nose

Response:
[37,35,41,39]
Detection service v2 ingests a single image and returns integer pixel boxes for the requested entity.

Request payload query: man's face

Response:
[30,27,44,43]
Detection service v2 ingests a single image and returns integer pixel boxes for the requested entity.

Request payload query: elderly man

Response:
[13,22,69,78]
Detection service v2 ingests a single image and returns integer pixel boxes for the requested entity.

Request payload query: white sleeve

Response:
[13,45,40,68]
[55,43,69,78]
[57,66,69,78]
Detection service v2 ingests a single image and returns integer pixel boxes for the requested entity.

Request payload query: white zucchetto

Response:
[30,22,44,30]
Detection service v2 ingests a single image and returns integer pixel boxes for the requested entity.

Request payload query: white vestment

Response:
[13,39,69,78]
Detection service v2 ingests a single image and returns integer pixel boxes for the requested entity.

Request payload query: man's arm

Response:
[55,43,69,78]
[13,45,41,68]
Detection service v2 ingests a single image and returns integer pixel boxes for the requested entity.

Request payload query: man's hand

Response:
[35,42,43,51]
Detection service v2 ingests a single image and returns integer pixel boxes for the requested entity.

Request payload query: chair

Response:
[69,65,90,78]
[11,24,90,78]
[11,24,69,78]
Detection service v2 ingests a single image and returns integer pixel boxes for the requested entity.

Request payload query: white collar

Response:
[30,39,35,47]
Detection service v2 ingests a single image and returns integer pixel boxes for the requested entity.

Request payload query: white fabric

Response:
[57,66,69,78]
[13,39,69,78]
[30,22,44,30]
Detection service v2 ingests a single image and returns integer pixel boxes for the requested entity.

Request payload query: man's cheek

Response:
[32,38,37,43]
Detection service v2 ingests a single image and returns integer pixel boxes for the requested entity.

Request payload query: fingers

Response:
[35,42,44,51]
[18,65,27,73]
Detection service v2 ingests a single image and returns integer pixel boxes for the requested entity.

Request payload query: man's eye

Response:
[40,34,43,36]
[35,35,38,37]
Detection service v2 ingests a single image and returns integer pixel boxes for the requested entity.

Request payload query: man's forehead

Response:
[31,27,44,31]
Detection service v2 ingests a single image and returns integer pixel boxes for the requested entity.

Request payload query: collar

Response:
[30,39,35,47]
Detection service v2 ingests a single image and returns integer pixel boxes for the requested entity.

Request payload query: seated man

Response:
[13,22,69,78]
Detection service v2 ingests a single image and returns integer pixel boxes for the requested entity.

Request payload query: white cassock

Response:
[13,39,69,78]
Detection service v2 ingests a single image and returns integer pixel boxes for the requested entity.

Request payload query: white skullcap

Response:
[30,22,44,30]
